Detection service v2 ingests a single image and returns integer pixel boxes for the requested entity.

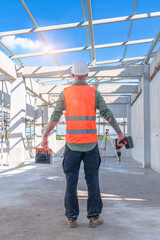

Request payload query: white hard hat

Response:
[71,60,89,75]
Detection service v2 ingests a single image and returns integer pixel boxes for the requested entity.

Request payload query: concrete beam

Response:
[50,95,128,104]
[19,65,146,79]
[105,97,128,104]
[39,85,60,94]
[25,78,49,105]
[39,85,138,95]
[97,85,138,94]
[96,56,146,65]
[0,50,17,80]
[0,75,13,81]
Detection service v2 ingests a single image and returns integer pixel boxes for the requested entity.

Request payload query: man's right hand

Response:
[117,134,125,148]
[41,137,48,148]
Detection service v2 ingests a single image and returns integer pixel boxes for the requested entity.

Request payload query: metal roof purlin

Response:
[20,0,60,66]
[0,11,160,37]
[85,0,96,64]
[144,29,160,64]
[0,1,159,89]
[0,36,46,86]
[80,0,92,62]
[10,38,154,59]
[20,0,71,86]
[0,42,24,66]
[122,0,138,62]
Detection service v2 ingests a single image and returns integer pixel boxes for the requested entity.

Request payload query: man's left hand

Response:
[41,137,48,148]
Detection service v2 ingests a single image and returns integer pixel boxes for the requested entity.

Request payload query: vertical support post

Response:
[127,96,131,157]
[34,98,42,149]
[85,0,96,64]
[103,118,105,136]
[123,118,126,136]
[1,81,4,165]
[142,68,150,168]
[9,77,26,167]
[48,106,57,156]
[42,104,48,135]
[41,94,49,135]
[127,96,131,136]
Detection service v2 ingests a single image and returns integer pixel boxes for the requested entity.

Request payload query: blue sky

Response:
[0,0,160,67]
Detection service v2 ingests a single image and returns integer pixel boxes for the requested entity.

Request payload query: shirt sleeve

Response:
[50,91,66,122]
[96,90,113,120]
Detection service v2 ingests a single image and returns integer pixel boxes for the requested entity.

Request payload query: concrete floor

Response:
[0,157,160,240]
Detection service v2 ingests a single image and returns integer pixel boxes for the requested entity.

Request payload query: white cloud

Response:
[1,35,45,50]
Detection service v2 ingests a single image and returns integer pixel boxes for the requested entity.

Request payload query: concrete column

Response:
[127,96,131,136]
[41,94,49,135]
[127,96,131,157]
[103,118,105,135]
[9,78,26,167]
[34,98,42,149]
[48,106,57,156]
[142,70,151,168]
[42,104,48,135]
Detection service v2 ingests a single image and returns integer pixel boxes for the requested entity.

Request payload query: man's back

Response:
[64,84,98,144]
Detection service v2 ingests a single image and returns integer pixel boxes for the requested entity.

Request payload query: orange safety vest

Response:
[64,85,98,144]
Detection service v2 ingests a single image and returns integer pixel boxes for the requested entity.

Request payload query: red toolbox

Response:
[35,148,52,164]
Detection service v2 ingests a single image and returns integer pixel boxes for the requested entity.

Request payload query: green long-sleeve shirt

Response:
[50,80,113,151]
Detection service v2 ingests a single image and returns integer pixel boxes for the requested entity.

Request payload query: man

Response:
[42,60,124,228]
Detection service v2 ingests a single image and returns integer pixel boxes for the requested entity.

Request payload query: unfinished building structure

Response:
[0,0,160,173]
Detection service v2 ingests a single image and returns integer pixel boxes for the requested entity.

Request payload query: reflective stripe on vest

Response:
[67,129,97,134]
[64,85,98,144]
[65,116,96,121]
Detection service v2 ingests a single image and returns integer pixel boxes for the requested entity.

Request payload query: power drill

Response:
[115,136,134,162]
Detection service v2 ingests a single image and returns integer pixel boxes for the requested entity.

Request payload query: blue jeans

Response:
[62,144,103,220]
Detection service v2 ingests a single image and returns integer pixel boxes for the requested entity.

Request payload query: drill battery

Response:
[115,136,134,162]
[115,136,134,149]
